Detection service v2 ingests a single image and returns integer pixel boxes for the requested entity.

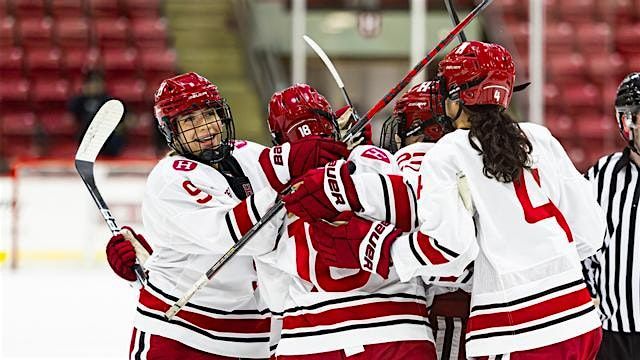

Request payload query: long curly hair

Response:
[465,105,532,183]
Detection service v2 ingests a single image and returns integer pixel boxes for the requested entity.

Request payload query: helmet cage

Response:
[380,82,447,152]
[161,98,236,164]
[616,105,640,153]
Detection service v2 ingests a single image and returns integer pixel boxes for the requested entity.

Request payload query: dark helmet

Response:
[615,72,640,153]
[380,81,445,152]
[154,72,235,164]
[267,83,338,145]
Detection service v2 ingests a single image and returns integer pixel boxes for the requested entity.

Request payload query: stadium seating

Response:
[493,0,636,169]
[0,0,176,163]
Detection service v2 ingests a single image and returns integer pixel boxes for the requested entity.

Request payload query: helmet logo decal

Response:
[494,90,501,103]
[455,42,470,54]
[416,82,431,93]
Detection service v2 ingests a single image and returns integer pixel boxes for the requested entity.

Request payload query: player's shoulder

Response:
[425,129,467,160]
[149,155,219,187]
[349,144,400,174]
[519,122,553,142]
[231,139,267,153]
[586,151,625,174]
[228,139,266,162]
[394,142,436,173]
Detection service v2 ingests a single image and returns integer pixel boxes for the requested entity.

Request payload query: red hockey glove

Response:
[106,226,152,282]
[259,136,349,192]
[283,159,362,223]
[310,214,401,278]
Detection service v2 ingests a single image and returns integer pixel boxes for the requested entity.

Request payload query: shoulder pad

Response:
[394,143,435,173]
[349,145,400,175]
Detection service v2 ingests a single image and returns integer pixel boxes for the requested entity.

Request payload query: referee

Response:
[583,72,640,359]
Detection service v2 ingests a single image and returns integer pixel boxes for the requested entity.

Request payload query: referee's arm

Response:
[581,163,606,300]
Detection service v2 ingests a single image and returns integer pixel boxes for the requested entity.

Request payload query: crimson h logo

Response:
[173,160,197,171]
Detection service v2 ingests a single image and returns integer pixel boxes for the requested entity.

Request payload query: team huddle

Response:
[105,41,607,360]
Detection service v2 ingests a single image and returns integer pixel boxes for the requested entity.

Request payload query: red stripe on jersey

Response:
[139,288,270,334]
[416,232,448,265]
[258,148,287,191]
[289,219,311,283]
[282,300,428,330]
[389,175,412,232]
[466,287,592,333]
[232,199,254,235]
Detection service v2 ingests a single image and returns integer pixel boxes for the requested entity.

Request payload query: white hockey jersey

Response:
[256,145,434,357]
[134,140,284,359]
[395,123,605,356]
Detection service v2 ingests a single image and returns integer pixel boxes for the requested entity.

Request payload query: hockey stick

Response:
[164,0,493,320]
[75,99,149,285]
[342,0,493,143]
[303,35,355,111]
[444,0,467,43]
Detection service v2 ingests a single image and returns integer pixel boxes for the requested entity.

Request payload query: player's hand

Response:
[259,136,349,192]
[283,159,361,223]
[336,106,372,149]
[106,226,152,282]
[310,213,401,278]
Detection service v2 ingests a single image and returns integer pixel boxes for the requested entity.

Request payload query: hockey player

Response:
[284,41,606,359]
[104,72,348,359]
[382,81,470,360]
[256,83,437,359]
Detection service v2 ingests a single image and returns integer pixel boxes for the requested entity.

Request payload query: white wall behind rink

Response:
[0,161,154,268]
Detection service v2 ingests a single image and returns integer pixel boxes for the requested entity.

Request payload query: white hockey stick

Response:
[303,35,354,110]
[75,99,150,285]
[303,35,364,147]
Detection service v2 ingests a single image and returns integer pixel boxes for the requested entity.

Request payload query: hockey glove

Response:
[259,136,349,193]
[310,213,401,279]
[283,159,362,223]
[336,106,372,149]
[106,226,153,282]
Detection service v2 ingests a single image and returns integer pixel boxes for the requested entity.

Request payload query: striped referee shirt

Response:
[583,148,640,333]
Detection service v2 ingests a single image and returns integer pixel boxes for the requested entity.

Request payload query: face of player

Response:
[175,108,224,155]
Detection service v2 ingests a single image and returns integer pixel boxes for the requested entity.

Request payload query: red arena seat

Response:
[0,47,24,78]
[17,16,53,49]
[56,18,90,50]
[131,18,168,48]
[1,111,38,135]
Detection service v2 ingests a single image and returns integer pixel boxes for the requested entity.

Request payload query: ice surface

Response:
[2,267,138,359]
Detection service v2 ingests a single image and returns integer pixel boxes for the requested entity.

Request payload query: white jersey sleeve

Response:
[348,145,420,231]
[391,140,479,282]
[542,128,606,260]
[142,145,284,256]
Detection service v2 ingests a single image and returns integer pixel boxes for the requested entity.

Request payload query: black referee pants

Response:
[597,329,640,359]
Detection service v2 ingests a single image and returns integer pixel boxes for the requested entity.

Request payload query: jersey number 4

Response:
[513,169,573,242]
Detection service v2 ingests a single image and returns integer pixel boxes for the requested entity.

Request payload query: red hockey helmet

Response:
[267,83,338,144]
[438,41,515,109]
[154,72,235,163]
[381,81,446,152]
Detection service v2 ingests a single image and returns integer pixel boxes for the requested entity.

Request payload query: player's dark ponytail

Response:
[465,105,532,183]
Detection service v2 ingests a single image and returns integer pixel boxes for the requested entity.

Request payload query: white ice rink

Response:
[2,267,139,359]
